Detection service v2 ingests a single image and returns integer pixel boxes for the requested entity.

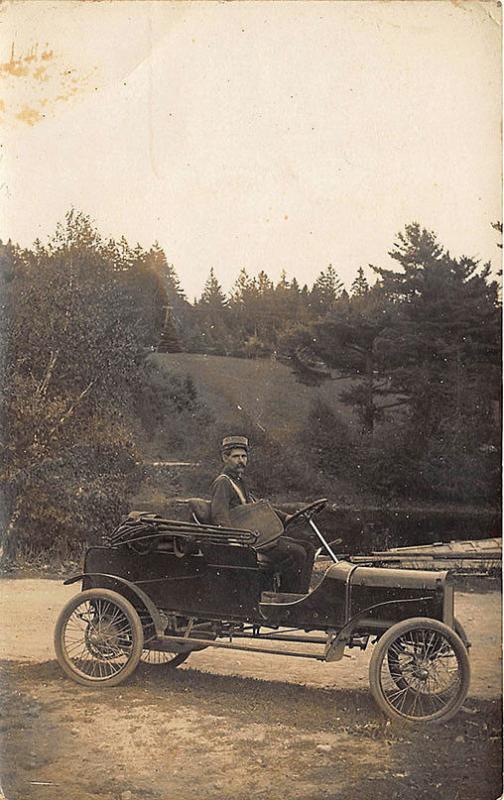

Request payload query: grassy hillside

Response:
[131,351,359,508]
[148,351,357,447]
[130,353,499,545]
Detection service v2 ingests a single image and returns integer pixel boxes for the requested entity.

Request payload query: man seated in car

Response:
[210,435,315,594]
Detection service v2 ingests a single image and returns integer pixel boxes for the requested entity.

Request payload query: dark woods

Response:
[289,224,502,504]
[0,212,501,563]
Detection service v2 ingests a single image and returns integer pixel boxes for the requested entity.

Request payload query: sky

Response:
[1,0,502,299]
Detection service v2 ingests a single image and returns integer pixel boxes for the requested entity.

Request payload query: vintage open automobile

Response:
[54,499,471,724]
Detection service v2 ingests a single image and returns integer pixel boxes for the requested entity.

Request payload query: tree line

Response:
[165,221,501,504]
[173,262,358,358]
[0,212,500,563]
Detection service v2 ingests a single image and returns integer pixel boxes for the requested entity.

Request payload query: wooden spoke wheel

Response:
[54,589,144,687]
[369,618,470,723]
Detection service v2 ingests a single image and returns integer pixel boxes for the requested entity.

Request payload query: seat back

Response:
[187,497,212,525]
[229,501,284,550]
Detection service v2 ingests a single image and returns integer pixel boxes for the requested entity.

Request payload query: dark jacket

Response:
[210,466,287,527]
[210,467,254,527]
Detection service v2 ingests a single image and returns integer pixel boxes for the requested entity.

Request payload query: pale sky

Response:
[1,1,502,299]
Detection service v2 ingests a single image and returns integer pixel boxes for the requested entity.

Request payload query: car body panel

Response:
[80,544,451,632]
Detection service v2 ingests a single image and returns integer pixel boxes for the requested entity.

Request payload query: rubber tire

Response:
[454,617,471,650]
[369,617,471,724]
[54,588,144,687]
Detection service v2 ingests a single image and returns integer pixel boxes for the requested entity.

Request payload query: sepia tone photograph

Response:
[0,1,502,799]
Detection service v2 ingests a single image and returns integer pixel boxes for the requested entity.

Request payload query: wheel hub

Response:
[412,663,430,681]
[85,620,124,658]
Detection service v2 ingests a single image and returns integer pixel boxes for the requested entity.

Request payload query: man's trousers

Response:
[262,536,316,593]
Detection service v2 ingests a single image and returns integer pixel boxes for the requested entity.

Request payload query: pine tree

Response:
[257,270,273,295]
[351,267,370,298]
[192,268,230,354]
[228,269,260,354]
[310,264,344,315]
[491,221,502,251]
[200,267,228,310]
[274,269,296,325]
[145,243,187,312]
[276,269,289,290]
[372,223,501,437]
[230,267,253,305]
[283,285,399,430]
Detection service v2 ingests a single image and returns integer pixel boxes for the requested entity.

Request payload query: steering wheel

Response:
[284,498,327,528]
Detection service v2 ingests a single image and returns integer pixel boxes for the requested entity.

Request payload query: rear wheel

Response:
[370,617,470,723]
[140,649,190,667]
[139,614,192,668]
[54,588,144,687]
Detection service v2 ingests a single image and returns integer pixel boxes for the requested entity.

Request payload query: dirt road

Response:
[0,578,501,800]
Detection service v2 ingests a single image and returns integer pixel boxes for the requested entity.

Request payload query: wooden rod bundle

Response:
[107,514,258,548]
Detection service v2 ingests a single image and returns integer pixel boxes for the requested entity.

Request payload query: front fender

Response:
[63,572,166,637]
[324,594,435,662]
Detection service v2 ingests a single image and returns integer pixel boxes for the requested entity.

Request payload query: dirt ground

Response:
[0,577,501,800]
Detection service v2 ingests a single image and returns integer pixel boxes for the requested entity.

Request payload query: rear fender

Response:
[63,573,166,637]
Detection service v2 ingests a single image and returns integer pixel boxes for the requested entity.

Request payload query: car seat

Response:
[187,497,278,582]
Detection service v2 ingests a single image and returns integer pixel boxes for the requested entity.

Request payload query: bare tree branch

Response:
[36,350,59,398]
[47,381,95,440]
[379,399,410,410]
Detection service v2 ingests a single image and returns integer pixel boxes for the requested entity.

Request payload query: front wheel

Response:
[54,588,144,687]
[369,617,470,724]
[386,617,470,691]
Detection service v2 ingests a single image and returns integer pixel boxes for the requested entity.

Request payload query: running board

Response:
[260,591,306,604]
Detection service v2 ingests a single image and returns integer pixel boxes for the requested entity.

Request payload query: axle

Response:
[158,632,327,660]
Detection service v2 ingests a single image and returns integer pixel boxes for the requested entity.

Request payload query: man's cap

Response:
[221,435,249,453]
